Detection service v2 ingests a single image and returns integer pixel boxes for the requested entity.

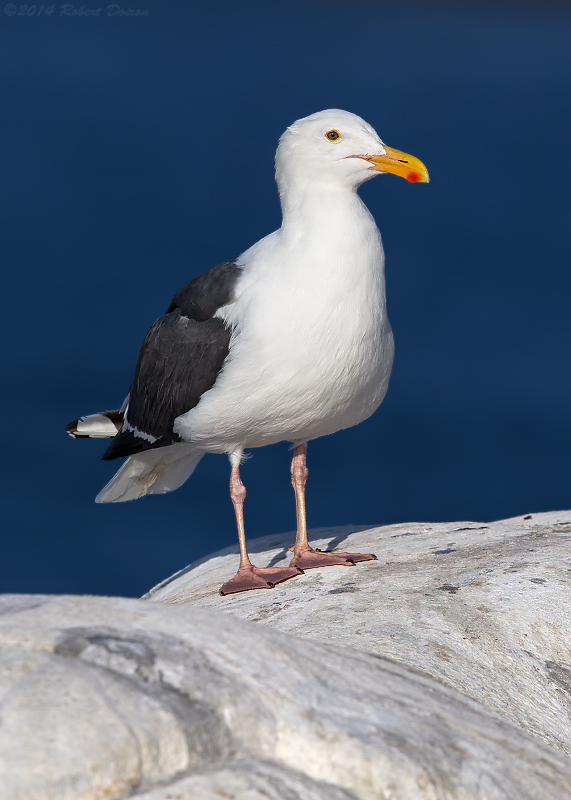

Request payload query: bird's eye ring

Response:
[325,129,341,142]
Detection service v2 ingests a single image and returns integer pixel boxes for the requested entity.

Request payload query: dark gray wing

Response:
[102,259,242,461]
[168,259,242,320]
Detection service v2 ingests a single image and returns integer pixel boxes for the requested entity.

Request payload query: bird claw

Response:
[290,548,377,571]
[219,564,303,596]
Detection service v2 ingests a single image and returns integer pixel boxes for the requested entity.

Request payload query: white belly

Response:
[174,196,394,453]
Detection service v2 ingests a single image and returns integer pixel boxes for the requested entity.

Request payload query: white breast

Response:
[174,191,394,453]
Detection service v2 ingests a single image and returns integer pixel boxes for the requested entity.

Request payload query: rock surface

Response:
[145,510,571,758]
[130,760,356,800]
[2,593,571,799]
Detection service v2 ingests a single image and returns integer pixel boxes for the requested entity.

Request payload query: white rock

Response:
[2,593,571,799]
[145,510,571,757]
[130,759,355,800]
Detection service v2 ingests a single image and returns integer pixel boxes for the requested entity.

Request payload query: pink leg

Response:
[219,455,303,596]
[289,443,377,570]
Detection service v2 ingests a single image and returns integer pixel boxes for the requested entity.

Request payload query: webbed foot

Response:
[290,547,376,571]
[220,564,303,596]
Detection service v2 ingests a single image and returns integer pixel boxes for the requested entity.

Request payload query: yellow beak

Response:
[365,146,429,183]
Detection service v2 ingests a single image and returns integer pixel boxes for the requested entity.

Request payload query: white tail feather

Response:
[67,411,122,438]
[76,413,118,437]
[96,445,203,503]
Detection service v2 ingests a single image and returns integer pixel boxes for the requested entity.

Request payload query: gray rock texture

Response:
[130,760,356,800]
[145,510,571,759]
[2,592,571,799]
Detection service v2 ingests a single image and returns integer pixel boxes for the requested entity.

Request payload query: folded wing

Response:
[101,259,242,461]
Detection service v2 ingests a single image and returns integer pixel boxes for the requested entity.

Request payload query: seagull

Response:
[67,109,429,596]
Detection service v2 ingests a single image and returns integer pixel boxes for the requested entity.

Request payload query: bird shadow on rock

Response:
[263,525,374,568]
[142,525,372,598]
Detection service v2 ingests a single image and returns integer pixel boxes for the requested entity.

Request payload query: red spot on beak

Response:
[407,171,422,183]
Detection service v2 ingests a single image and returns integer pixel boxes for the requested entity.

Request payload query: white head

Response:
[275,109,428,195]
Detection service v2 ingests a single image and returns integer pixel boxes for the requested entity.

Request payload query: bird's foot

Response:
[289,546,377,571]
[219,564,303,596]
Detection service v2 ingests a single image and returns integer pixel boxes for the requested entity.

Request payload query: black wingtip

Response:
[66,419,89,439]
[102,430,172,461]
[101,432,144,461]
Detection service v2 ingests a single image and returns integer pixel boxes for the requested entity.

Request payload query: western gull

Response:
[67,109,429,595]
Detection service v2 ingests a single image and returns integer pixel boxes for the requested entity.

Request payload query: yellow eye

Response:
[325,129,341,142]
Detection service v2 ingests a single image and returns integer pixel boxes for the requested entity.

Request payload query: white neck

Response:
[277,183,384,284]
[281,182,354,224]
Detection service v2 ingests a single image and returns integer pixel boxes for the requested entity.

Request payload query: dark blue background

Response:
[2,0,570,597]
